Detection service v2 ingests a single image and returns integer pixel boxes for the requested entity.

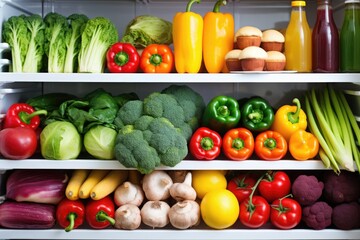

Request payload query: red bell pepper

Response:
[222,128,254,161]
[106,42,140,73]
[189,127,222,160]
[140,44,174,73]
[254,130,288,160]
[85,195,115,229]
[3,103,47,130]
[56,198,85,232]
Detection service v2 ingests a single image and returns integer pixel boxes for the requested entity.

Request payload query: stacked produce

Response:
[1,169,358,231]
[2,12,118,73]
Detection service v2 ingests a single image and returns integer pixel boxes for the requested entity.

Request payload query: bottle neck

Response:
[291,6,307,21]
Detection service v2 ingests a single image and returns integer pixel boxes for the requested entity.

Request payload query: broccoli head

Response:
[302,201,333,230]
[114,100,144,128]
[114,125,161,174]
[291,175,324,206]
[143,92,192,140]
[323,171,360,204]
[332,202,360,230]
[134,116,188,167]
[161,84,205,130]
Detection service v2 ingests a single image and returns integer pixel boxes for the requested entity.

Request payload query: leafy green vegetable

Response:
[40,121,81,160]
[78,17,118,73]
[64,14,89,73]
[45,88,118,134]
[84,125,117,160]
[2,15,29,72]
[44,12,68,73]
[22,14,45,72]
[121,15,172,48]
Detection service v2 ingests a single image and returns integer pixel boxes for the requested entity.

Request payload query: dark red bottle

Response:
[312,0,339,72]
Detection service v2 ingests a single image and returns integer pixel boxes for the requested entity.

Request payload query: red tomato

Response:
[227,174,257,203]
[239,195,270,228]
[270,197,302,229]
[258,171,291,203]
[0,127,37,159]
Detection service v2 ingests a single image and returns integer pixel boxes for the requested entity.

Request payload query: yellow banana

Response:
[90,170,129,200]
[79,170,110,199]
[65,169,90,200]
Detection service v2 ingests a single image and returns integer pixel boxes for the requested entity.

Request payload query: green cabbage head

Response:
[40,121,81,160]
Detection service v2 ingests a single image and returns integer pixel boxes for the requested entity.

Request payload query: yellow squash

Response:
[203,0,234,73]
[173,0,203,73]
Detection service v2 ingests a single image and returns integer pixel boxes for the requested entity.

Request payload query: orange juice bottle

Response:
[285,1,312,72]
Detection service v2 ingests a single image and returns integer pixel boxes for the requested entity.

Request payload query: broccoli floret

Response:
[114,100,144,128]
[134,116,188,167]
[332,202,360,230]
[44,12,68,73]
[64,14,89,73]
[2,15,29,72]
[114,125,161,174]
[302,201,333,230]
[78,16,118,73]
[162,84,205,131]
[323,171,360,204]
[143,92,192,140]
[291,175,324,206]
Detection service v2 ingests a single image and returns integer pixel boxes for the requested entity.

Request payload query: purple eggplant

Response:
[0,201,56,229]
[6,169,68,204]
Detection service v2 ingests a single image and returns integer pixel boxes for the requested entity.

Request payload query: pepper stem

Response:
[217,105,230,117]
[186,0,201,12]
[65,213,76,232]
[264,138,277,150]
[247,110,263,123]
[201,137,214,151]
[232,138,244,150]
[150,54,162,66]
[96,211,115,225]
[287,98,301,124]
[115,51,129,66]
[19,109,47,124]
[213,0,227,12]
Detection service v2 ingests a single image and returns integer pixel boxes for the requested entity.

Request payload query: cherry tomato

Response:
[227,173,257,204]
[0,127,37,159]
[239,195,270,228]
[270,197,302,229]
[258,171,291,203]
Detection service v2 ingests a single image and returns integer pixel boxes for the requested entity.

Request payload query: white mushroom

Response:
[114,204,141,230]
[169,200,200,229]
[170,172,197,201]
[142,170,173,201]
[141,200,170,228]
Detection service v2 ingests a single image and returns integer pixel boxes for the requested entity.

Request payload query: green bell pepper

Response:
[241,96,274,132]
[202,95,241,134]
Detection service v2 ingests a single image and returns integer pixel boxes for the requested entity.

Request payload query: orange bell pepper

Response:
[255,130,288,160]
[140,44,174,73]
[173,0,203,73]
[222,128,254,161]
[271,98,307,142]
[289,129,319,160]
[203,0,234,73]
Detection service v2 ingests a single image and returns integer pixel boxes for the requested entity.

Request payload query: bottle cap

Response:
[292,1,306,6]
[345,0,360,3]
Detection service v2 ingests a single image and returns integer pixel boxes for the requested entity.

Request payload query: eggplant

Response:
[0,201,56,229]
[6,169,68,204]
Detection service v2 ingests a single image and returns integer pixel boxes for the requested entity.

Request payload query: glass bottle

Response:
[312,0,339,72]
[340,0,360,72]
[285,1,312,72]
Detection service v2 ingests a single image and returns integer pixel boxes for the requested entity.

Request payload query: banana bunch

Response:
[65,169,131,200]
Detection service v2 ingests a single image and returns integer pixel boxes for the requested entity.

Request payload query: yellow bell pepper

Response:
[173,0,203,73]
[203,0,234,73]
[271,98,307,142]
[289,129,319,160]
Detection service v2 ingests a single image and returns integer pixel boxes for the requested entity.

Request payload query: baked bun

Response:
[239,46,268,71]
[235,26,262,50]
[225,49,242,71]
[261,29,285,52]
[265,51,286,71]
